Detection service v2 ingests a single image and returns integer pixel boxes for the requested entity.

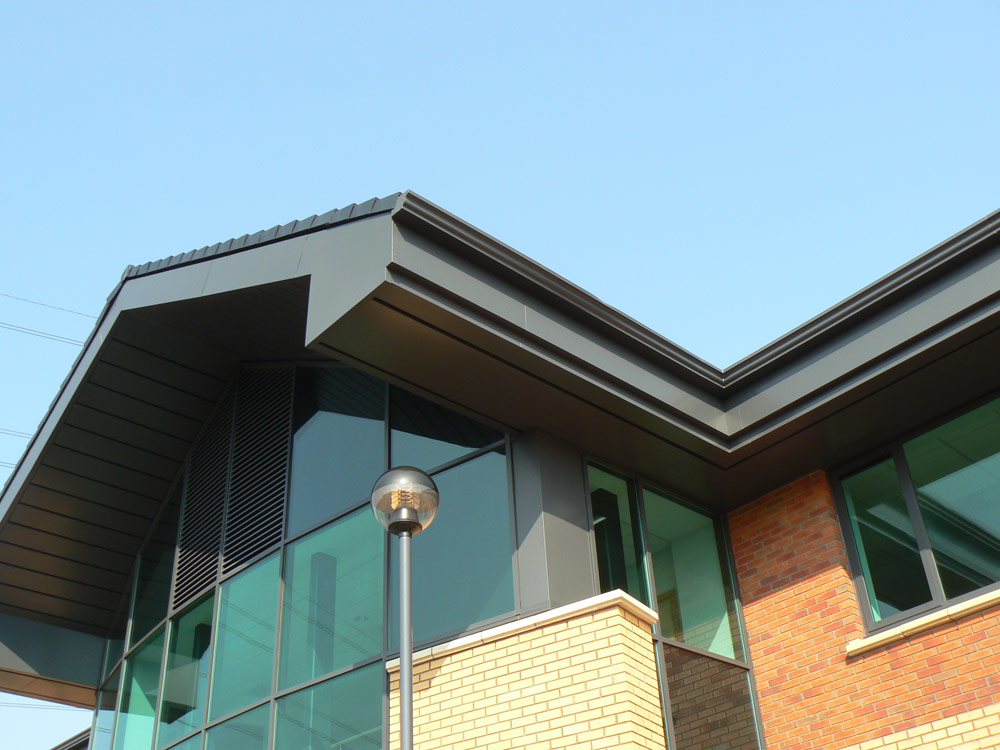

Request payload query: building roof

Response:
[2,190,1000,705]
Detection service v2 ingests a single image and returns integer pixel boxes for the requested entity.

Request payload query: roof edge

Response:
[723,208,1000,386]
[392,191,727,388]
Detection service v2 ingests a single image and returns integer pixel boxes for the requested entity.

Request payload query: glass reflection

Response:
[157,595,214,747]
[288,368,386,539]
[114,628,164,750]
[279,508,383,690]
[842,458,931,621]
[209,554,279,721]
[274,664,382,750]
[205,704,269,750]
[644,487,739,659]
[588,464,649,606]
[904,398,1000,599]
[390,387,502,471]
[130,496,180,647]
[390,450,514,646]
[92,671,118,750]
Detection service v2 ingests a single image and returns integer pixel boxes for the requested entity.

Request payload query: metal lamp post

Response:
[371,466,440,750]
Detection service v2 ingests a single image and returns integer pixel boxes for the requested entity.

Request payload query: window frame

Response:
[831,394,1000,635]
[582,456,766,750]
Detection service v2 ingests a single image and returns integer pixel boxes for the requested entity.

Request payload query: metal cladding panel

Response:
[173,383,235,610]
[221,366,293,575]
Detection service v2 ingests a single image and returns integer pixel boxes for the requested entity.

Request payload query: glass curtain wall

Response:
[587,462,761,750]
[98,363,516,750]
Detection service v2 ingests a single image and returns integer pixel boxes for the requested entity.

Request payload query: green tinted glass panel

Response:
[209,554,280,721]
[131,497,180,648]
[644,487,739,659]
[842,458,932,621]
[104,606,128,683]
[92,671,119,750]
[114,628,164,750]
[288,368,386,538]
[205,704,269,750]
[158,595,214,747]
[130,544,175,649]
[904,398,1000,599]
[167,735,203,750]
[278,508,383,690]
[588,464,649,606]
[390,387,503,471]
[275,663,381,750]
[390,450,514,646]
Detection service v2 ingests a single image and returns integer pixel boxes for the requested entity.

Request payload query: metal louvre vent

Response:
[222,366,293,575]
[174,383,235,610]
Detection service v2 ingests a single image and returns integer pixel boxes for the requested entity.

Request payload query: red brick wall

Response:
[728,470,1000,750]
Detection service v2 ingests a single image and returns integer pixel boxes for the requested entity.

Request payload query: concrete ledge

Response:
[386,589,658,672]
[846,586,1000,657]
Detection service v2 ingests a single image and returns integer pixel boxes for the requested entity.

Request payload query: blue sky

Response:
[2,2,1000,747]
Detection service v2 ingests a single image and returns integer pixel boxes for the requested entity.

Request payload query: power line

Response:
[0,701,89,711]
[0,292,97,319]
[0,461,16,468]
[0,320,84,346]
[0,427,33,438]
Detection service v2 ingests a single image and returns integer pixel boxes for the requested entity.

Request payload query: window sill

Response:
[846,587,1000,657]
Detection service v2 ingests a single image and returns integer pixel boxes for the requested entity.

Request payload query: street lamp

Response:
[371,466,440,750]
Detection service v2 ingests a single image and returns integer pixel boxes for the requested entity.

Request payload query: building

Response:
[3,191,1000,750]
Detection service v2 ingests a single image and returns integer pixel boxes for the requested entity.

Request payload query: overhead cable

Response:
[0,460,16,468]
[0,292,96,318]
[0,320,84,346]
[0,427,33,438]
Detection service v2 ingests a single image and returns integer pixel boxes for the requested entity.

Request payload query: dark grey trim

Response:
[124,194,402,281]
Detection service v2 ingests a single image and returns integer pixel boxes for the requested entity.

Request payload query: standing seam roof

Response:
[123,193,402,280]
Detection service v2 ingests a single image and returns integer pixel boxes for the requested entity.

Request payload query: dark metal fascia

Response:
[121,193,403,281]
[393,192,1000,404]
[391,191,728,393]
[722,209,1000,388]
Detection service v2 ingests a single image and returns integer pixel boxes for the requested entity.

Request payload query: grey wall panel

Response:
[0,611,103,688]
[511,433,597,611]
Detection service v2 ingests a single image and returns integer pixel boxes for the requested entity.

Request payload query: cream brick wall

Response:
[838,701,1000,750]
[386,591,666,750]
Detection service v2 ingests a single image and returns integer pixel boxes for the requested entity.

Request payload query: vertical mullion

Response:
[894,445,947,604]
[636,483,659,628]
[652,637,677,750]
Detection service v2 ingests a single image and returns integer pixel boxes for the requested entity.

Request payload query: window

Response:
[586,461,762,750]
[837,396,1000,629]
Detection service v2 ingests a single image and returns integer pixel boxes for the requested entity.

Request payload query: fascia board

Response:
[299,214,394,346]
[392,192,726,389]
[386,221,731,444]
[393,191,1000,455]
[723,241,1000,445]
